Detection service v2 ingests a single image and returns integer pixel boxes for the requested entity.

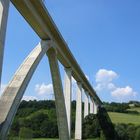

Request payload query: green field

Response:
[108,112,140,125]
[127,107,140,113]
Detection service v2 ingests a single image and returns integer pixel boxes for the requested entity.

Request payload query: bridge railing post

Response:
[64,67,72,138]
[47,47,70,140]
[75,82,82,140]
[0,0,10,87]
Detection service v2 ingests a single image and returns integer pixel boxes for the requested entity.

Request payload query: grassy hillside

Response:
[108,112,140,125]
[127,107,140,113]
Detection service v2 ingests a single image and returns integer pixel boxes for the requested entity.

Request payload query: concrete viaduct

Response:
[0,0,103,140]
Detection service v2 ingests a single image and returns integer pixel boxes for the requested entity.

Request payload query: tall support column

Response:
[84,91,89,118]
[90,97,94,114]
[75,82,82,140]
[93,101,98,114]
[0,0,10,86]
[47,48,70,140]
[64,67,72,138]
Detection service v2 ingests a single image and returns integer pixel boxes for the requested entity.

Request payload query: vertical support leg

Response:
[47,48,70,140]
[0,0,10,86]
[93,101,98,114]
[90,97,93,114]
[84,91,89,118]
[75,82,82,140]
[64,67,72,138]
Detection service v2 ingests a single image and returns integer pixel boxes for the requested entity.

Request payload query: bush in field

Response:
[115,123,139,140]
[126,124,137,140]
[135,128,140,140]
[19,127,33,140]
[115,124,129,140]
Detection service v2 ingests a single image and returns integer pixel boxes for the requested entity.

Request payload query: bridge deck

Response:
[11,0,102,104]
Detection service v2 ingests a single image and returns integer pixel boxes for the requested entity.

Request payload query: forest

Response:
[8,100,140,140]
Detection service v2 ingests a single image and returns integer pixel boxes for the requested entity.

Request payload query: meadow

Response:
[108,110,140,125]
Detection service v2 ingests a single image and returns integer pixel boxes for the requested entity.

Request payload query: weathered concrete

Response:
[0,40,50,139]
[0,0,10,86]
[75,82,82,140]
[64,67,72,138]
[47,48,70,140]
[90,97,94,114]
[84,91,89,118]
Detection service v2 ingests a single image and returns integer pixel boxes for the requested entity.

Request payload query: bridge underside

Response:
[0,1,115,140]
[11,0,102,104]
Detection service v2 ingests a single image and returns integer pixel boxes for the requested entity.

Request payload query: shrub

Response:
[19,127,33,140]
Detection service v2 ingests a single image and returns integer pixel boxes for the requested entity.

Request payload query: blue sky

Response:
[1,0,140,102]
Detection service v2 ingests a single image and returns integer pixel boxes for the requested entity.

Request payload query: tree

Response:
[115,124,128,140]
[135,128,140,140]
[19,127,33,140]
[126,124,137,140]
[82,114,100,139]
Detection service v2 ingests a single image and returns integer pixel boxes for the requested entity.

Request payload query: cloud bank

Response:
[95,69,137,102]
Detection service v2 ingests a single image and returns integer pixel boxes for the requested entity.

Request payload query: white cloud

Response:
[111,86,137,101]
[95,82,116,91]
[22,96,37,101]
[107,83,116,90]
[95,69,117,92]
[35,83,53,95]
[95,69,118,83]
[94,69,138,102]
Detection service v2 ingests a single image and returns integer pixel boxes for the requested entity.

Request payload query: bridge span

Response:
[0,1,107,140]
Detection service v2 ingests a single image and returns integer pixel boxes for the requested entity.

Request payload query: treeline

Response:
[103,101,140,114]
[8,100,140,139]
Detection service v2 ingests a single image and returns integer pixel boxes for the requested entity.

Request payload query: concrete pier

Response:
[75,82,82,140]
[90,97,94,114]
[93,101,98,114]
[64,67,72,138]
[0,0,10,86]
[47,48,70,140]
[0,41,50,139]
[84,91,89,118]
